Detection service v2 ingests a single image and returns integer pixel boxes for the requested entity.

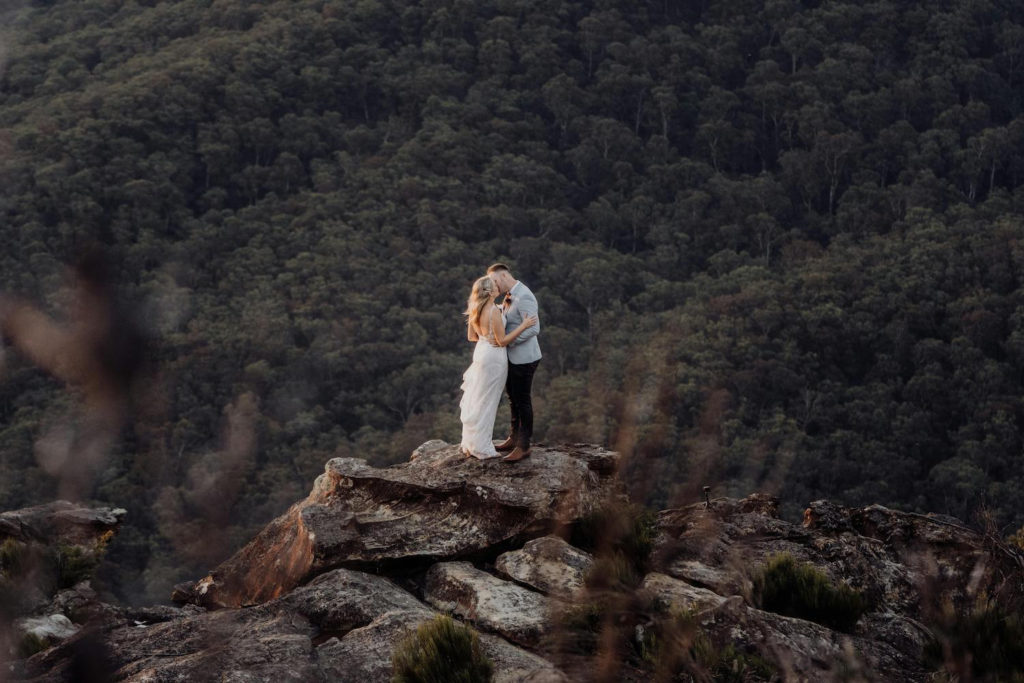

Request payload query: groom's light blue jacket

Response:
[504,281,542,365]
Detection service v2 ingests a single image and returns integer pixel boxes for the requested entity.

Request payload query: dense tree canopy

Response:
[4,0,1024,602]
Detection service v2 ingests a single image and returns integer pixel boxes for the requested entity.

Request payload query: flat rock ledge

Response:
[0,501,126,546]
[177,441,620,609]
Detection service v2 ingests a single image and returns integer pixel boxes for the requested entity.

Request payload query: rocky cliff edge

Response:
[5,442,1024,682]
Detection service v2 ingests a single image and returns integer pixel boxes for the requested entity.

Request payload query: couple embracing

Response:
[459,263,541,462]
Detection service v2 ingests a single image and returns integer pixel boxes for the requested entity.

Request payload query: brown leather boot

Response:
[502,446,531,462]
[495,437,516,451]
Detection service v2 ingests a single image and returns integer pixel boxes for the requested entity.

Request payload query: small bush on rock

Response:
[51,531,112,590]
[926,598,1024,681]
[585,552,641,591]
[640,608,775,682]
[555,599,609,654]
[1008,525,1024,552]
[753,553,868,633]
[53,544,99,590]
[18,632,50,659]
[391,615,493,683]
[573,501,657,587]
[0,538,27,577]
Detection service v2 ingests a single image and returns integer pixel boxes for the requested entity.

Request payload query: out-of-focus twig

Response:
[0,250,145,500]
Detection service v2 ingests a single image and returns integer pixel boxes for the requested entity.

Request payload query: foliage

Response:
[53,544,101,590]
[52,532,111,590]
[639,608,776,682]
[692,640,776,683]
[752,553,868,633]
[390,615,493,683]
[585,553,642,592]
[0,538,27,577]
[556,599,606,654]
[925,599,1024,682]
[2,0,1024,605]
[573,500,657,589]
[18,632,50,659]
[1008,526,1024,551]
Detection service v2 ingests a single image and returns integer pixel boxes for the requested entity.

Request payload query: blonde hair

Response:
[465,276,497,332]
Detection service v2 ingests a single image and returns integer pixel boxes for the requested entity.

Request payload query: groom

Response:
[486,263,541,462]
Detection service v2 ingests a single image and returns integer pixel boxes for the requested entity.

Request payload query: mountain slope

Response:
[3,0,1024,603]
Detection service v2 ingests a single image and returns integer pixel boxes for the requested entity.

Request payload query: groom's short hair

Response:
[487,263,511,275]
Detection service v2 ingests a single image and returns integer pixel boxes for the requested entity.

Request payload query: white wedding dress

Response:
[460,305,509,459]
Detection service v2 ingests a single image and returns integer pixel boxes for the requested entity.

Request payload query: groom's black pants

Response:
[506,359,540,449]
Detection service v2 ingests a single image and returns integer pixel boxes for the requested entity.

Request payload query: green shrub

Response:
[0,538,27,577]
[53,544,101,590]
[572,501,657,582]
[51,532,112,590]
[640,608,775,682]
[584,552,641,591]
[1008,526,1024,551]
[925,599,1024,681]
[391,615,493,683]
[752,553,868,633]
[693,639,776,683]
[18,632,50,659]
[556,600,606,654]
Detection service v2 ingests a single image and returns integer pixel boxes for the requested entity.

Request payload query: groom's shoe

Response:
[502,447,531,462]
[495,437,516,451]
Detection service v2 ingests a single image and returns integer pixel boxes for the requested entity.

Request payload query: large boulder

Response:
[179,442,619,609]
[495,536,592,599]
[640,572,730,612]
[424,561,554,647]
[13,614,78,651]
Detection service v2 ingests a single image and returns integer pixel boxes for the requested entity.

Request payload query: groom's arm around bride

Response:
[503,285,540,361]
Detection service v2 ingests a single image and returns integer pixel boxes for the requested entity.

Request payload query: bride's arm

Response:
[467,320,479,342]
[489,307,537,347]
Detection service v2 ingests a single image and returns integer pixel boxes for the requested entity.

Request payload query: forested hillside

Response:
[4,0,1024,602]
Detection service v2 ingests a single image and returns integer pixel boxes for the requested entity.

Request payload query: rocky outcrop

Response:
[640,572,731,612]
[424,561,554,647]
[0,501,125,547]
[8,445,1024,682]
[177,442,619,609]
[649,493,1024,681]
[21,568,565,682]
[495,536,592,598]
[656,494,1024,622]
[14,615,77,646]
[1,502,126,659]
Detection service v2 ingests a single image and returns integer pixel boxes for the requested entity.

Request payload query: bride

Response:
[460,275,537,459]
